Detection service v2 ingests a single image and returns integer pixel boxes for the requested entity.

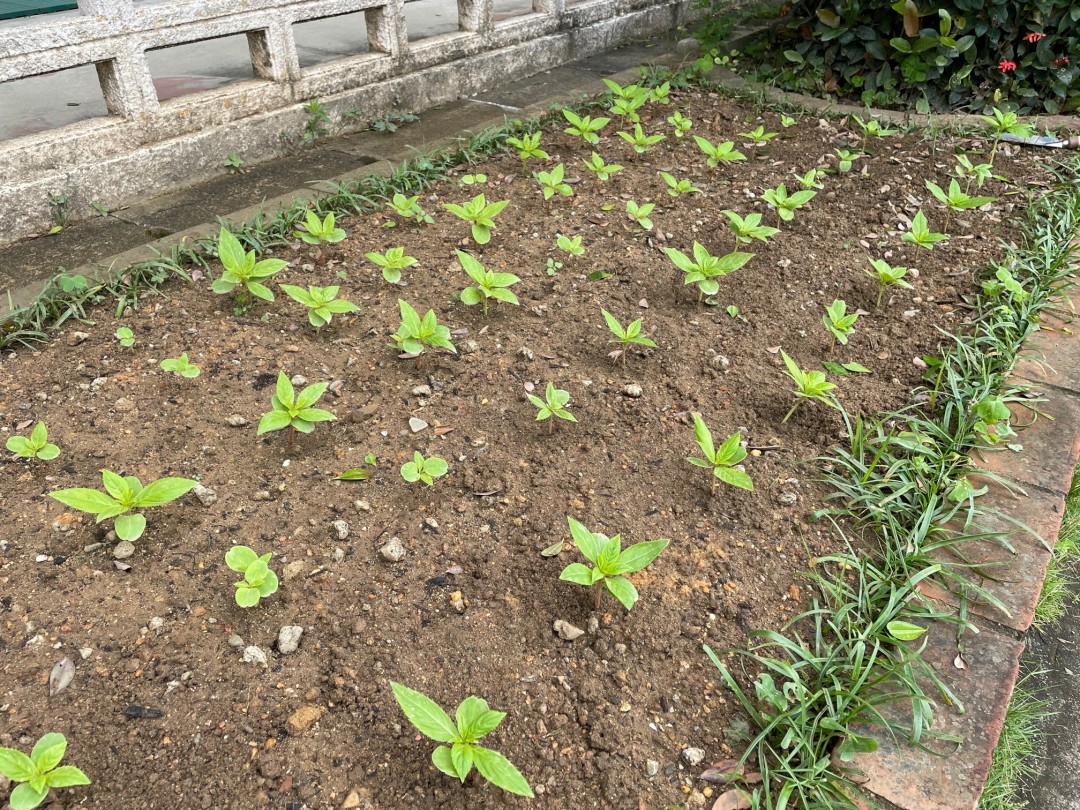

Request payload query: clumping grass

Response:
[979,678,1052,810]
[1033,469,1080,629]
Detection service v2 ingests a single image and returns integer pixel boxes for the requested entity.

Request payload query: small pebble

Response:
[331,520,350,540]
[354,500,371,513]
[227,634,245,648]
[113,541,136,560]
[646,759,660,777]
[226,414,249,427]
[411,384,432,396]
[623,383,643,398]
[409,417,428,433]
[243,645,268,666]
[682,747,706,767]
[277,626,304,655]
[380,537,407,563]
[553,619,584,641]
[192,484,217,507]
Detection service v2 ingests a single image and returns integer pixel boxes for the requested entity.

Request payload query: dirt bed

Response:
[0,89,1047,809]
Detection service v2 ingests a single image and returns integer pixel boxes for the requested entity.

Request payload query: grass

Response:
[979,678,1052,810]
[1033,468,1080,629]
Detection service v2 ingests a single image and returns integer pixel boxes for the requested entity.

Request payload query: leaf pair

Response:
[225,545,279,607]
[280,284,359,330]
[559,517,669,610]
[50,470,197,542]
[211,227,288,303]
[391,300,457,356]
[0,733,90,810]
[458,251,520,315]
[687,414,754,491]
[442,194,508,245]
[6,422,59,461]
[257,371,336,436]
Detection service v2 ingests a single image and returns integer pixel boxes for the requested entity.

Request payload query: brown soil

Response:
[0,90,1046,810]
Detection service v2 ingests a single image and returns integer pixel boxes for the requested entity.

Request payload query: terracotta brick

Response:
[855,618,1023,810]
[1015,327,1080,395]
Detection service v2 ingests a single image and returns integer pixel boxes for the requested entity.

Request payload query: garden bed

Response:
[0,87,1050,809]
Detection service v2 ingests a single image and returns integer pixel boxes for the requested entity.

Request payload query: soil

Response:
[0,89,1048,810]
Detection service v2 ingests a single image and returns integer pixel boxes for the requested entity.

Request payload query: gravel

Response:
[379,537,407,563]
[277,626,304,655]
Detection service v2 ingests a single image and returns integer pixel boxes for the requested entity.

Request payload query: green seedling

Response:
[976,107,1035,164]
[823,299,859,349]
[972,395,1015,445]
[442,194,509,245]
[279,284,359,332]
[616,124,665,155]
[390,683,533,797]
[648,81,671,105]
[400,451,448,486]
[722,210,779,244]
[160,353,200,378]
[866,257,912,308]
[559,516,668,611]
[666,110,692,138]
[953,155,996,190]
[901,209,948,250]
[224,152,244,174]
[257,371,336,440]
[367,110,418,132]
[738,125,779,151]
[386,193,434,226]
[851,115,897,150]
[780,114,796,127]
[0,733,90,810]
[335,452,377,481]
[51,470,197,542]
[556,234,584,257]
[687,413,753,492]
[457,251,520,316]
[460,173,486,186]
[694,136,746,169]
[834,148,860,173]
[505,131,548,174]
[604,79,648,123]
[659,172,701,197]
[664,242,753,302]
[225,546,279,608]
[545,258,563,276]
[535,164,572,201]
[294,210,345,246]
[601,308,656,366]
[527,382,576,431]
[211,227,287,306]
[562,109,609,145]
[761,183,816,224]
[794,168,825,190]
[581,152,623,181]
[115,326,135,348]
[727,305,741,318]
[6,421,60,461]
[365,246,418,284]
[780,350,839,423]
[925,179,995,231]
[625,200,655,231]
[391,300,457,357]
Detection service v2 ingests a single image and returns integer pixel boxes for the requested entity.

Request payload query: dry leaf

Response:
[903,0,920,36]
[49,657,75,697]
[954,653,967,669]
[541,541,564,558]
[712,789,752,810]
[433,426,454,436]
[766,346,781,354]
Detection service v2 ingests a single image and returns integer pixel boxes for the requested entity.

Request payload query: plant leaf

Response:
[391,682,458,743]
[613,539,669,574]
[134,477,197,507]
[471,745,535,797]
[50,488,121,516]
[604,575,639,610]
[114,513,146,542]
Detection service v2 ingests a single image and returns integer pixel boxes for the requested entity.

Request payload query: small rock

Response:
[623,383,643,398]
[114,397,135,413]
[553,619,584,641]
[68,331,91,346]
[253,490,271,501]
[79,648,93,660]
[710,354,731,370]
[775,491,798,506]
[83,542,103,553]
[449,591,465,613]
[380,537,407,563]
[409,417,428,433]
[341,791,362,810]
[411,384,432,397]
[423,517,439,531]
[277,626,304,654]
[226,414,249,427]
[646,759,659,777]
[461,339,480,354]
[192,484,217,507]
[114,561,131,572]
[147,616,164,631]
[290,374,308,387]
[282,560,305,580]
[349,403,379,423]
[227,634,245,648]
[517,347,534,361]
[682,747,705,767]
[333,547,345,563]
[331,520,350,540]
[354,499,371,513]
[113,541,135,560]
[287,704,326,734]
[587,616,599,633]
[242,645,268,666]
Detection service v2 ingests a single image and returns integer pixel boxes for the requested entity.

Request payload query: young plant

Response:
[659,172,702,197]
[738,124,779,151]
[400,451,448,486]
[211,227,287,305]
[601,309,656,366]
[976,107,1035,164]
[279,284,359,332]
[866,257,912,309]
[953,154,995,190]
[385,193,433,226]
[761,183,816,224]
[794,168,825,190]
[625,200,655,231]
[527,382,577,431]
[562,109,609,145]
[365,246,418,284]
[294,210,345,246]
[780,114,797,127]
[822,299,859,349]
[694,136,746,169]
[687,413,753,492]
[901,209,948,250]
[257,371,336,439]
[925,179,995,231]
[545,257,563,276]
[663,242,753,302]
[457,250,520,316]
[535,163,572,201]
[0,733,90,810]
[780,350,839,423]
[390,682,533,797]
[505,131,548,174]
[160,353,200,378]
[558,516,669,611]
[115,326,135,348]
[851,115,897,150]
[556,234,584,257]
[834,148,860,173]
[390,300,457,356]
[442,194,509,245]
[722,210,779,244]
[616,124,665,155]
[582,152,623,181]
[604,79,648,123]
[6,421,59,461]
[648,81,671,105]
[667,110,692,138]
[225,546,279,607]
[50,470,197,542]
[224,152,244,174]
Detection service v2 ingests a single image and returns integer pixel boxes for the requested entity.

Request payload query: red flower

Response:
[999,59,1017,72]
[1054,57,1070,66]
[1024,32,1046,43]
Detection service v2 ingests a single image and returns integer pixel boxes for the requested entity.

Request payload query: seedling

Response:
[761,183,816,224]
[659,172,702,197]
[556,234,584,257]
[386,193,434,226]
[780,350,839,423]
[972,395,1015,445]
[442,194,509,245]
[738,125,778,152]
[694,136,746,169]
[582,152,623,181]
[562,109,609,145]
[925,179,995,231]
[822,299,859,349]
[0,733,90,810]
[457,250,520,316]
[834,148,860,173]
[365,246,418,284]
[224,152,244,174]
[6,421,60,461]
[336,452,377,481]
[648,81,671,105]
[295,210,345,246]
[225,546,279,607]
[781,114,797,127]
[400,451,448,485]
[604,79,648,123]
[687,413,753,492]
[558,516,668,610]
[460,173,486,186]
[505,131,548,174]
[545,258,563,276]
[50,470,197,542]
[527,382,577,431]
[794,168,825,190]
[390,682,533,797]
[115,326,135,348]
[616,124,665,155]
[866,257,912,308]
[367,110,418,132]
[851,115,897,150]
[722,210,779,244]
[901,209,948,250]
[664,242,753,301]
[160,353,200,378]
[601,309,656,366]
[257,371,336,440]
[211,227,287,307]
[625,200,655,231]
[535,164,572,201]
[666,110,692,138]
[976,107,1035,164]
[953,155,996,190]
[279,284,359,331]
[391,299,457,356]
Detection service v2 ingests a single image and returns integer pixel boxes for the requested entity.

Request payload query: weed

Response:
[302,99,332,143]
[667,110,693,138]
[224,152,244,174]
[115,326,135,348]
[368,110,418,133]
[160,353,200,378]
[400,451,448,485]
[386,193,434,227]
